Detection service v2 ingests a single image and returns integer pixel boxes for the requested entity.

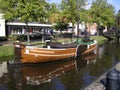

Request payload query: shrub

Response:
[7,34,42,41]
[7,35,19,41]
[0,37,7,41]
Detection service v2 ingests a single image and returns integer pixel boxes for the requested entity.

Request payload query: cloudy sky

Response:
[48,0,120,13]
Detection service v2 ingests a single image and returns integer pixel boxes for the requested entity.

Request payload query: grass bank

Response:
[90,36,108,44]
[0,44,14,57]
[0,56,14,62]
[56,36,108,44]
[0,36,107,60]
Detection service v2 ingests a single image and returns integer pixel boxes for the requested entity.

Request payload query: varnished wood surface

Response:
[14,41,97,63]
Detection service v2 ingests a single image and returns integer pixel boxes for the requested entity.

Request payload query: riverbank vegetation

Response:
[0,36,108,60]
[55,36,108,44]
[0,0,118,37]
[0,44,14,62]
[91,36,108,44]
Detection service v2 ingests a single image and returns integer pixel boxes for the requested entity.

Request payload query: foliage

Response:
[0,0,48,23]
[49,4,69,32]
[47,3,61,23]
[60,0,88,27]
[89,0,115,26]
[52,0,87,35]
[80,9,90,23]
[0,37,7,41]
[0,0,49,45]
[53,20,69,32]
[0,0,117,36]
[8,34,42,41]
[8,35,27,41]
[115,10,120,28]
[8,35,19,41]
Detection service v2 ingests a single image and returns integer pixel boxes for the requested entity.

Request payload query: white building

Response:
[0,14,6,37]
[6,22,52,36]
[69,22,86,36]
[0,14,97,37]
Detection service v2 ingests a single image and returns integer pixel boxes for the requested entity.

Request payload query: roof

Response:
[6,22,52,27]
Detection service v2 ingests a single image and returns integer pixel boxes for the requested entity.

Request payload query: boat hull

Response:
[22,47,76,63]
[14,41,97,63]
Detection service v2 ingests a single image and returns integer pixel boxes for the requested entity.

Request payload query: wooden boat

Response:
[8,52,97,85]
[13,39,97,63]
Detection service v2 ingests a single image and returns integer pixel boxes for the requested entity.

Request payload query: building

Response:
[0,14,6,37]
[6,22,52,36]
[0,14,97,37]
[0,13,53,37]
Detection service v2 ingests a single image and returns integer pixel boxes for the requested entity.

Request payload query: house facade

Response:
[0,14,6,37]
[6,22,52,36]
[0,13,97,37]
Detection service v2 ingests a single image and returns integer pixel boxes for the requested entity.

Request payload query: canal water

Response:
[0,40,120,90]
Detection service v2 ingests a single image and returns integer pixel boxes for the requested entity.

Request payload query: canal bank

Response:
[0,38,120,90]
[0,36,107,59]
[85,62,120,90]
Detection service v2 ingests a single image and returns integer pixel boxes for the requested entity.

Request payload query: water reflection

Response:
[9,52,97,86]
[0,51,97,89]
[1,41,120,90]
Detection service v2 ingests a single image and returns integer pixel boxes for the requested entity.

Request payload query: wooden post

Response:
[117,36,119,44]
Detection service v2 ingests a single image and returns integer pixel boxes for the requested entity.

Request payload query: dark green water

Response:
[0,40,120,90]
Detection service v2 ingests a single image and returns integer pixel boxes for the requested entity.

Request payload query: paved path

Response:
[0,41,14,45]
[85,63,120,90]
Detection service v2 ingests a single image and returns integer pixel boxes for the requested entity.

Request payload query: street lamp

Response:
[76,0,80,44]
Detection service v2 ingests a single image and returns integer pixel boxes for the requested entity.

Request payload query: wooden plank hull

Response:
[14,41,97,63]
[22,47,76,63]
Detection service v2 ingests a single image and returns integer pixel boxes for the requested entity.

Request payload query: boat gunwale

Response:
[26,52,75,57]
[26,46,75,50]
[25,40,97,50]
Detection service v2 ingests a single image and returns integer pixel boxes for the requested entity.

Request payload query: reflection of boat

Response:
[13,40,97,63]
[9,52,97,85]
[22,60,75,85]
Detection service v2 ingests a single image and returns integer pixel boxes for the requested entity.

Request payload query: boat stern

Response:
[13,42,25,63]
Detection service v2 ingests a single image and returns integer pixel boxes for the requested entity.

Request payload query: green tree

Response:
[115,10,120,29]
[61,0,88,35]
[89,0,115,35]
[46,3,69,34]
[114,10,120,43]
[80,9,90,23]
[47,3,60,23]
[53,14,69,34]
[0,0,48,44]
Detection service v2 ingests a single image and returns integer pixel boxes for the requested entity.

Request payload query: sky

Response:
[48,0,120,13]
[107,0,120,12]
